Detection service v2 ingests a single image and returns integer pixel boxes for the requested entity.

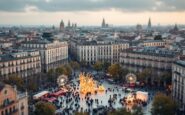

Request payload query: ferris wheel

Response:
[126,73,137,84]
[57,75,68,86]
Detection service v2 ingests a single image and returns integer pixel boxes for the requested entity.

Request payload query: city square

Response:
[30,68,160,115]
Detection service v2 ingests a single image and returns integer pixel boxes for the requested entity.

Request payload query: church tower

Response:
[68,20,71,28]
[148,18,151,29]
[60,20,65,32]
[147,18,152,32]
[102,18,106,28]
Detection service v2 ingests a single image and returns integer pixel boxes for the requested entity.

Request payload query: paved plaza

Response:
[54,76,153,115]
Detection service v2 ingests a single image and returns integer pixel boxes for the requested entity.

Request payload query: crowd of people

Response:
[31,72,156,115]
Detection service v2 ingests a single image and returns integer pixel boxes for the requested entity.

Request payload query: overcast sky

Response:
[0,0,185,26]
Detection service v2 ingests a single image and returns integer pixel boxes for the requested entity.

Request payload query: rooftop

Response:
[76,39,129,46]
[124,47,177,58]
[0,50,39,62]
[175,60,185,67]
[143,40,164,43]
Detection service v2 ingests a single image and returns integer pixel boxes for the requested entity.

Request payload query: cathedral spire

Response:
[68,20,71,27]
[148,17,151,29]
[147,17,152,33]
[102,18,106,28]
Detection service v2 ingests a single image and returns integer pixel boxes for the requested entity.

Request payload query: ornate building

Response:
[0,83,28,115]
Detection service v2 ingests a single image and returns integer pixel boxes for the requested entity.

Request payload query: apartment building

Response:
[120,47,177,74]
[172,60,185,112]
[22,39,68,72]
[71,39,129,64]
[0,50,41,78]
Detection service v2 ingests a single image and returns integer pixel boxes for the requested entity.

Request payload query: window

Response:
[13,106,15,111]
[1,111,4,115]
[5,109,8,115]
[9,107,12,113]
[4,90,7,95]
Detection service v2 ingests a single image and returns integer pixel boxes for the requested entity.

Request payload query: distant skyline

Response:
[0,0,185,26]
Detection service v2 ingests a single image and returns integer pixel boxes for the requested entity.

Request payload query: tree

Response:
[102,62,111,71]
[93,61,103,73]
[107,64,128,82]
[108,64,122,80]
[35,101,56,115]
[151,92,177,115]
[70,61,80,71]
[108,108,132,115]
[120,68,129,83]
[62,65,72,76]
[48,69,54,76]
[47,69,55,82]
[160,72,172,86]
[56,67,63,75]
[27,79,38,92]
[132,105,143,115]
[56,65,72,76]
[137,69,152,84]
[3,75,25,91]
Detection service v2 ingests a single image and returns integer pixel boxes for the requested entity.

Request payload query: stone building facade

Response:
[0,83,28,115]
[22,39,68,72]
[0,50,41,78]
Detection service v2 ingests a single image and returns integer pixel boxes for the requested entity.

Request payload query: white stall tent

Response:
[33,91,49,100]
[136,91,148,101]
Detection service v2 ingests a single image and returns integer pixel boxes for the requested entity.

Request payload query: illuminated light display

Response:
[126,73,137,84]
[79,73,105,94]
[126,94,135,103]
[57,75,68,86]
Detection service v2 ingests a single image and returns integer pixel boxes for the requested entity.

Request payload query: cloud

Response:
[0,0,185,12]
[24,5,39,12]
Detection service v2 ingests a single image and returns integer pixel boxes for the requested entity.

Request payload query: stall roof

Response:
[33,91,49,99]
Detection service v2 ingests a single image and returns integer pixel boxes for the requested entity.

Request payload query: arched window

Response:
[9,107,12,113]
[3,98,10,106]
[1,111,4,115]
[5,109,8,115]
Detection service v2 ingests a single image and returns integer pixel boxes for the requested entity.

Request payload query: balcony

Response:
[1,109,18,115]
[0,100,15,109]
[174,71,181,75]
[11,108,18,114]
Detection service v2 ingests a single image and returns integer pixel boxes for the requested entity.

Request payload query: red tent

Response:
[43,97,57,102]
[52,90,66,97]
